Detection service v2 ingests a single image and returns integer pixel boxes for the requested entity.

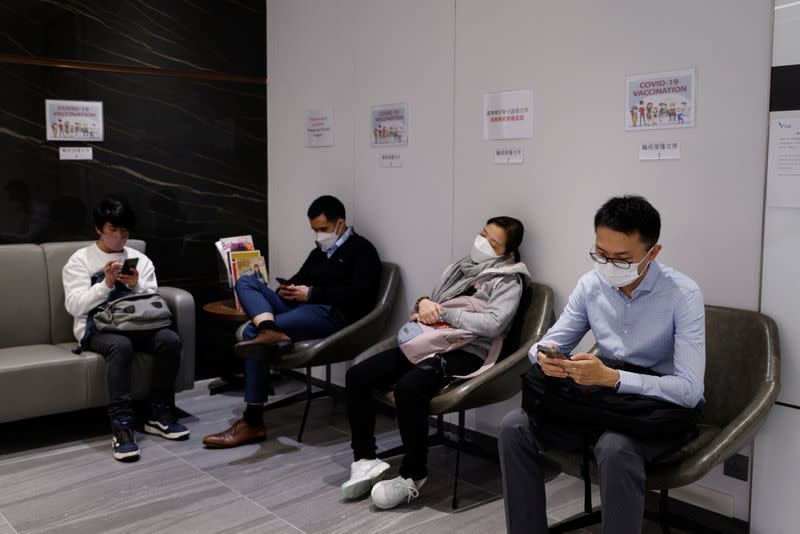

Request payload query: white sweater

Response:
[62,243,158,342]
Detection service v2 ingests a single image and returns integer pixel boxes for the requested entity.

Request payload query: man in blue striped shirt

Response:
[499,195,705,534]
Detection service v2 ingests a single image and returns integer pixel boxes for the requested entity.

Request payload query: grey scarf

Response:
[430,256,527,303]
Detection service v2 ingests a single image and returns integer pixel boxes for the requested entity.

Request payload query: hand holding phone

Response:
[537,344,568,360]
[120,257,139,276]
[275,277,290,286]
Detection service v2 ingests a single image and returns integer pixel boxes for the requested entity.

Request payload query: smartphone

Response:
[120,257,139,276]
[537,344,567,360]
[275,277,290,285]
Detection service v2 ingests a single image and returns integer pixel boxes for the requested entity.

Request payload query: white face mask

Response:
[470,235,499,263]
[593,247,653,289]
[315,220,342,251]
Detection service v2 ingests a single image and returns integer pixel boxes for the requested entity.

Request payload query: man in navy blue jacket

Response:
[203,195,382,448]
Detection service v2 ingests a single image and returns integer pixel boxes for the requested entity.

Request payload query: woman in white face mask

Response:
[342,216,531,510]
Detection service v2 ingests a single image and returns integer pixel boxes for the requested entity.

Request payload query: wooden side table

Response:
[202,299,248,323]
[202,299,248,394]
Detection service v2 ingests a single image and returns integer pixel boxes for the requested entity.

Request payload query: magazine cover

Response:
[214,235,254,286]
[235,256,268,285]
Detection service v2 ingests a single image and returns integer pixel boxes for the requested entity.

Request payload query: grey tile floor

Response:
[0,377,683,533]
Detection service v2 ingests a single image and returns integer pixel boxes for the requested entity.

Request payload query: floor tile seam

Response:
[158,443,306,534]
[386,494,502,533]
[0,511,20,534]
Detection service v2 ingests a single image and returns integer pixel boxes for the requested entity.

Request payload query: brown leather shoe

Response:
[202,418,267,448]
[234,329,293,360]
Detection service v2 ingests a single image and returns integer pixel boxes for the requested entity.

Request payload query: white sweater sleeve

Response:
[62,253,113,317]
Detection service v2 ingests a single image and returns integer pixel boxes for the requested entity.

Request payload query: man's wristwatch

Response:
[613,377,621,392]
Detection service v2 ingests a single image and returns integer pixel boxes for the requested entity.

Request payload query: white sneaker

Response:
[341,459,391,500]
[370,476,425,509]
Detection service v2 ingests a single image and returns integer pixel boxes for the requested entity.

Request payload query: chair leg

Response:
[582,448,592,514]
[660,489,672,534]
[297,367,313,443]
[451,410,465,510]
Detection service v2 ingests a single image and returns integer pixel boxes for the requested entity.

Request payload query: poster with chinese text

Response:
[483,90,533,140]
[305,109,334,147]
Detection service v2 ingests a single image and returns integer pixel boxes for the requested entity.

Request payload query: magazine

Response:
[235,256,269,285]
[228,250,264,310]
[214,235,254,286]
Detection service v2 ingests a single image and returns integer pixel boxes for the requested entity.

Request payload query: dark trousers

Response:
[87,328,182,420]
[235,275,345,403]
[498,409,692,534]
[346,347,482,480]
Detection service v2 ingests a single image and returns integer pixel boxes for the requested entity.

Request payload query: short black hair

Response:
[487,216,525,262]
[594,195,660,248]
[307,195,346,221]
[93,195,136,230]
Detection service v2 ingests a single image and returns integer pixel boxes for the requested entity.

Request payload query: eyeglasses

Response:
[589,246,653,270]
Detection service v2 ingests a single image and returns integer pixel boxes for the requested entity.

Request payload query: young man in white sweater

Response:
[62,196,189,461]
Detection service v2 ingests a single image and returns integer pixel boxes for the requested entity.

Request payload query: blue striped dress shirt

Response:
[531,261,705,408]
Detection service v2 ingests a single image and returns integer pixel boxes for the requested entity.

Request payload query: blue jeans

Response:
[235,275,345,403]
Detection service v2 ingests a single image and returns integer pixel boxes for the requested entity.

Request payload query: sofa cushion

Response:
[43,240,146,344]
[0,245,51,348]
[0,345,88,423]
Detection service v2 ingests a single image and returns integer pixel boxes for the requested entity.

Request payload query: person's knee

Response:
[158,330,182,354]
[104,336,134,360]
[393,374,428,405]
[594,432,644,469]
[235,275,257,294]
[498,410,529,448]
[345,363,368,390]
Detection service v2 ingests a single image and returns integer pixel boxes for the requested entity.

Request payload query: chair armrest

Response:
[429,342,532,414]
[353,336,399,365]
[159,286,195,391]
[650,380,780,488]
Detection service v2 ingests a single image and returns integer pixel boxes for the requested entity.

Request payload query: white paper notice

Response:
[305,109,334,147]
[378,153,402,168]
[483,90,533,140]
[767,116,800,208]
[59,147,93,160]
[639,142,680,161]
[494,147,524,164]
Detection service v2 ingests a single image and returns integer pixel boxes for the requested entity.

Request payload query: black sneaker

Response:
[111,417,140,461]
[144,403,190,440]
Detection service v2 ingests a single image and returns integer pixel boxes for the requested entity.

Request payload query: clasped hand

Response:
[537,347,618,387]
[278,283,309,302]
[410,298,442,325]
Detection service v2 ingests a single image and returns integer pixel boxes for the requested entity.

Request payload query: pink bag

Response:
[396,296,503,379]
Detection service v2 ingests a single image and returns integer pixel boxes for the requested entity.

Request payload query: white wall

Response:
[750,2,800,532]
[267,0,773,521]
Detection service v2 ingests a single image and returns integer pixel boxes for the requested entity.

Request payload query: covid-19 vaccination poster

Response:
[625,69,695,131]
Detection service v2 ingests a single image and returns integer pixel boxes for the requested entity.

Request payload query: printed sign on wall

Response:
[483,90,533,140]
[371,103,408,146]
[625,69,695,130]
[305,109,334,147]
[45,100,104,141]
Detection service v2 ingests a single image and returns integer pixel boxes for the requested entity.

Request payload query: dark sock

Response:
[257,320,278,332]
[243,403,264,426]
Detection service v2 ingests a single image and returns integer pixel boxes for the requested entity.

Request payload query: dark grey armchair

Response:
[546,305,781,533]
[236,262,400,441]
[356,281,555,508]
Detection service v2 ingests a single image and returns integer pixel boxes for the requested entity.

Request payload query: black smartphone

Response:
[537,344,567,360]
[120,257,139,276]
[275,277,290,285]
